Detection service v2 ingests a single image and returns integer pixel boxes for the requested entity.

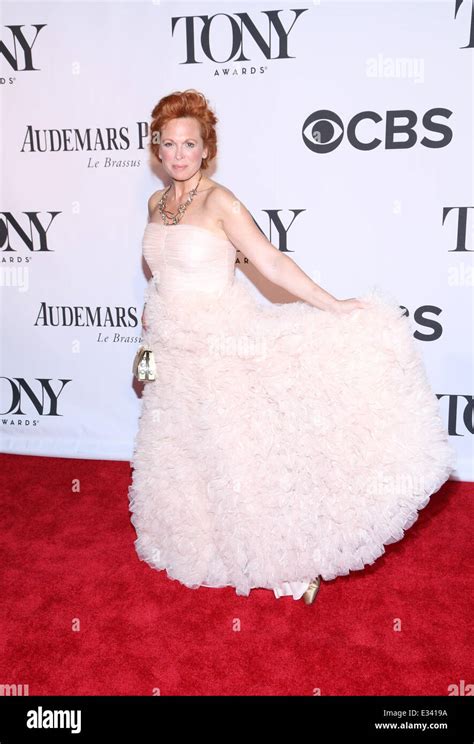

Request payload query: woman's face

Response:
[159,117,208,179]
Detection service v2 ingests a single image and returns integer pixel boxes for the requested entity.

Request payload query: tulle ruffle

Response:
[129,276,456,597]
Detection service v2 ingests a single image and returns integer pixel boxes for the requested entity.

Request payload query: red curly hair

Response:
[150,89,218,170]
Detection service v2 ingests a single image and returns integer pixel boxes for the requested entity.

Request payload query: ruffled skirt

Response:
[128,277,456,597]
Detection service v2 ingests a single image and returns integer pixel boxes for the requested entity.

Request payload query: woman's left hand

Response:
[331,297,371,314]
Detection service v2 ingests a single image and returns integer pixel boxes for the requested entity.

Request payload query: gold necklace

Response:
[158,171,203,225]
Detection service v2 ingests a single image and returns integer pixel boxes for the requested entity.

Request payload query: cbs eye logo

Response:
[302,108,453,153]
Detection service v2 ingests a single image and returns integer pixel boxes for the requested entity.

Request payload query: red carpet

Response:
[0,453,471,696]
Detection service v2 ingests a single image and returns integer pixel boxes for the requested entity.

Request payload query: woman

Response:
[128,89,456,605]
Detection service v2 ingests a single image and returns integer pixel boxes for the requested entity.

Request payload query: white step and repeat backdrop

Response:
[1,1,473,479]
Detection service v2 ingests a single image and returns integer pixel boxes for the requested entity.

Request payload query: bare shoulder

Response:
[207,183,245,227]
[207,182,239,209]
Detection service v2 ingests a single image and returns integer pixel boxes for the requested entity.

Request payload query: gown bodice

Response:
[142,222,237,301]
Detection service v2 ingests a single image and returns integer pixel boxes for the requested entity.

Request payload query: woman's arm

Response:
[141,191,165,331]
[212,188,367,313]
[272,251,339,311]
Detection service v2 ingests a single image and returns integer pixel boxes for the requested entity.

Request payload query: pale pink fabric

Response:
[128,222,456,599]
[272,581,311,600]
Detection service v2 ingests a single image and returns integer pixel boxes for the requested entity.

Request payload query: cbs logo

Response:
[303,108,453,152]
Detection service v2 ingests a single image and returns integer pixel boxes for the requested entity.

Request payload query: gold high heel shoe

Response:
[302,576,321,605]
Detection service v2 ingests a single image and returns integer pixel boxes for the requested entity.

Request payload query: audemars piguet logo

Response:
[34,304,140,328]
[19,127,145,161]
[171,8,308,68]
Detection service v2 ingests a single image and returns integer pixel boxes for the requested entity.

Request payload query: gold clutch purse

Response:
[133,344,156,382]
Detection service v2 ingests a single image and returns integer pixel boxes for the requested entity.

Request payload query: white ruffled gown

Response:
[128,222,456,600]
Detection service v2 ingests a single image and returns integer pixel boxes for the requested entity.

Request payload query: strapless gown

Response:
[128,222,456,600]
